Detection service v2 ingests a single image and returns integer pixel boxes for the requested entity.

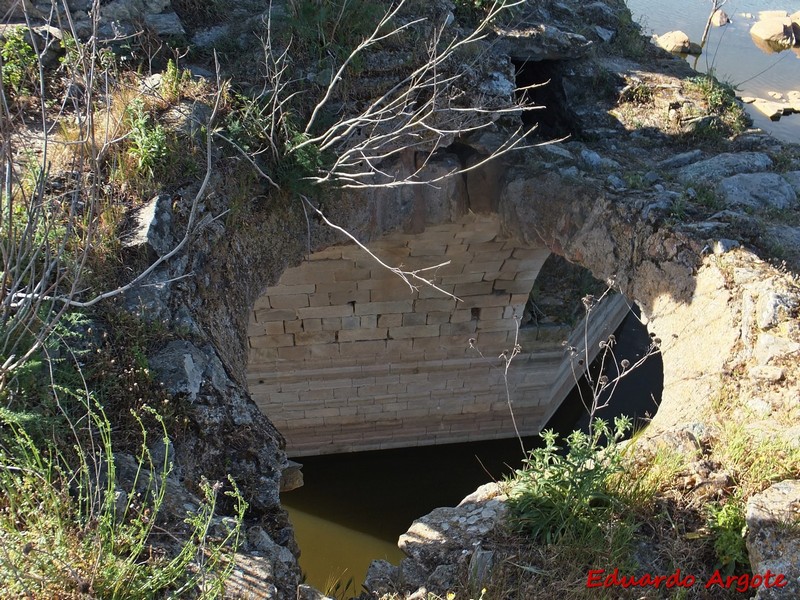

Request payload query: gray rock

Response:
[123,194,175,258]
[280,460,304,492]
[643,170,661,185]
[150,340,206,401]
[606,173,626,190]
[746,480,800,599]
[658,149,702,169]
[783,171,800,195]
[713,239,740,254]
[497,24,593,62]
[144,11,184,36]
[193,25,230,48]
[717,173,797,210]
[364,560,399,596]
[593,26,615,43]
[677,152,773,185]
[581,149,620,171]
[398,482,507,568]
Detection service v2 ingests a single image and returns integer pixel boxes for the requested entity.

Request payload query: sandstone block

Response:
[284,320,303,334]
[269,294,309,309]
[297,305,354,319]
[389,324,441,339]
[320,317,341,331]
[412,297,456,313]
[250,334,294,348]
[338,328,389,342]
[255,308,297,322]
[264,284,316,296]
[294,331,336,346]
[403,312,428,326]
[276,346,308,361]
[355,300,414,315]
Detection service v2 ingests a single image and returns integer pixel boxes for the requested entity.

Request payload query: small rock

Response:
[606,174,626,190]
[364,560,398,596]
[123,194,175,257]
[655,30,702,55]
[757,290,796,330]
[711,9,731,27]
[658,149,702,169]
[144,11,184,36]
[713,239,740,254]
[594,26,615,43]
[749,366,785,382]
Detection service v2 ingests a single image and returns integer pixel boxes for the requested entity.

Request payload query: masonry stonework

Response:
[246,214,626,456]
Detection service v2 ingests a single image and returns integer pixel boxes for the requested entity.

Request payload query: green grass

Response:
[0,317,245,598]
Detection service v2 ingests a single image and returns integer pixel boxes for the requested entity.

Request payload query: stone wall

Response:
[246,214,628,456]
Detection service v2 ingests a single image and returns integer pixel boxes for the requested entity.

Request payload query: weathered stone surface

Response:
[495,23,593,62]
[749,366,785,382]
[716,173,798,210]
[658,149,702,169]
[755,333,800,365]
[655,30,701,55]
[746,480,800,600]
[123,194,175,258]
[144,11,185,36]
[783,170,800,195]
[364,560,399,596]
[396,482,507,594]
[676,152,773,185]
[750,17,796,48]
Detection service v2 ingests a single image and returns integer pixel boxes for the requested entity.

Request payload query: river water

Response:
[625,0,800,143]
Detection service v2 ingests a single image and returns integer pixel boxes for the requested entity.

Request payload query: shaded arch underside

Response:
[246,214,627,456]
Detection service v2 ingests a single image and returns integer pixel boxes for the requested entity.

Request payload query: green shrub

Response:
[706,498,748,575]
[507,417,632,544]
[0,27,37,96]
[125,98,168,180]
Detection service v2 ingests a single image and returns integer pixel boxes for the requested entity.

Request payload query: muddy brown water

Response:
[626,0,800,143]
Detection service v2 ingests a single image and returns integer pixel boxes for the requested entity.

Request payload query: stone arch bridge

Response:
[245,165,630,457]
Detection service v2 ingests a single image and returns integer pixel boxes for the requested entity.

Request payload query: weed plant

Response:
[507,417,632,545]
[0,315,245,598]
[0,27,37,96]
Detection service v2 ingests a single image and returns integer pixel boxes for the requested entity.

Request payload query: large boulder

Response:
[676,152,773,185]
[716,173,798,211]
[750,17,796,49]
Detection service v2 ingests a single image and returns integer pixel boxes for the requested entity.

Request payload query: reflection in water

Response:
[625,0,800,142]
[282,311,663,591]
